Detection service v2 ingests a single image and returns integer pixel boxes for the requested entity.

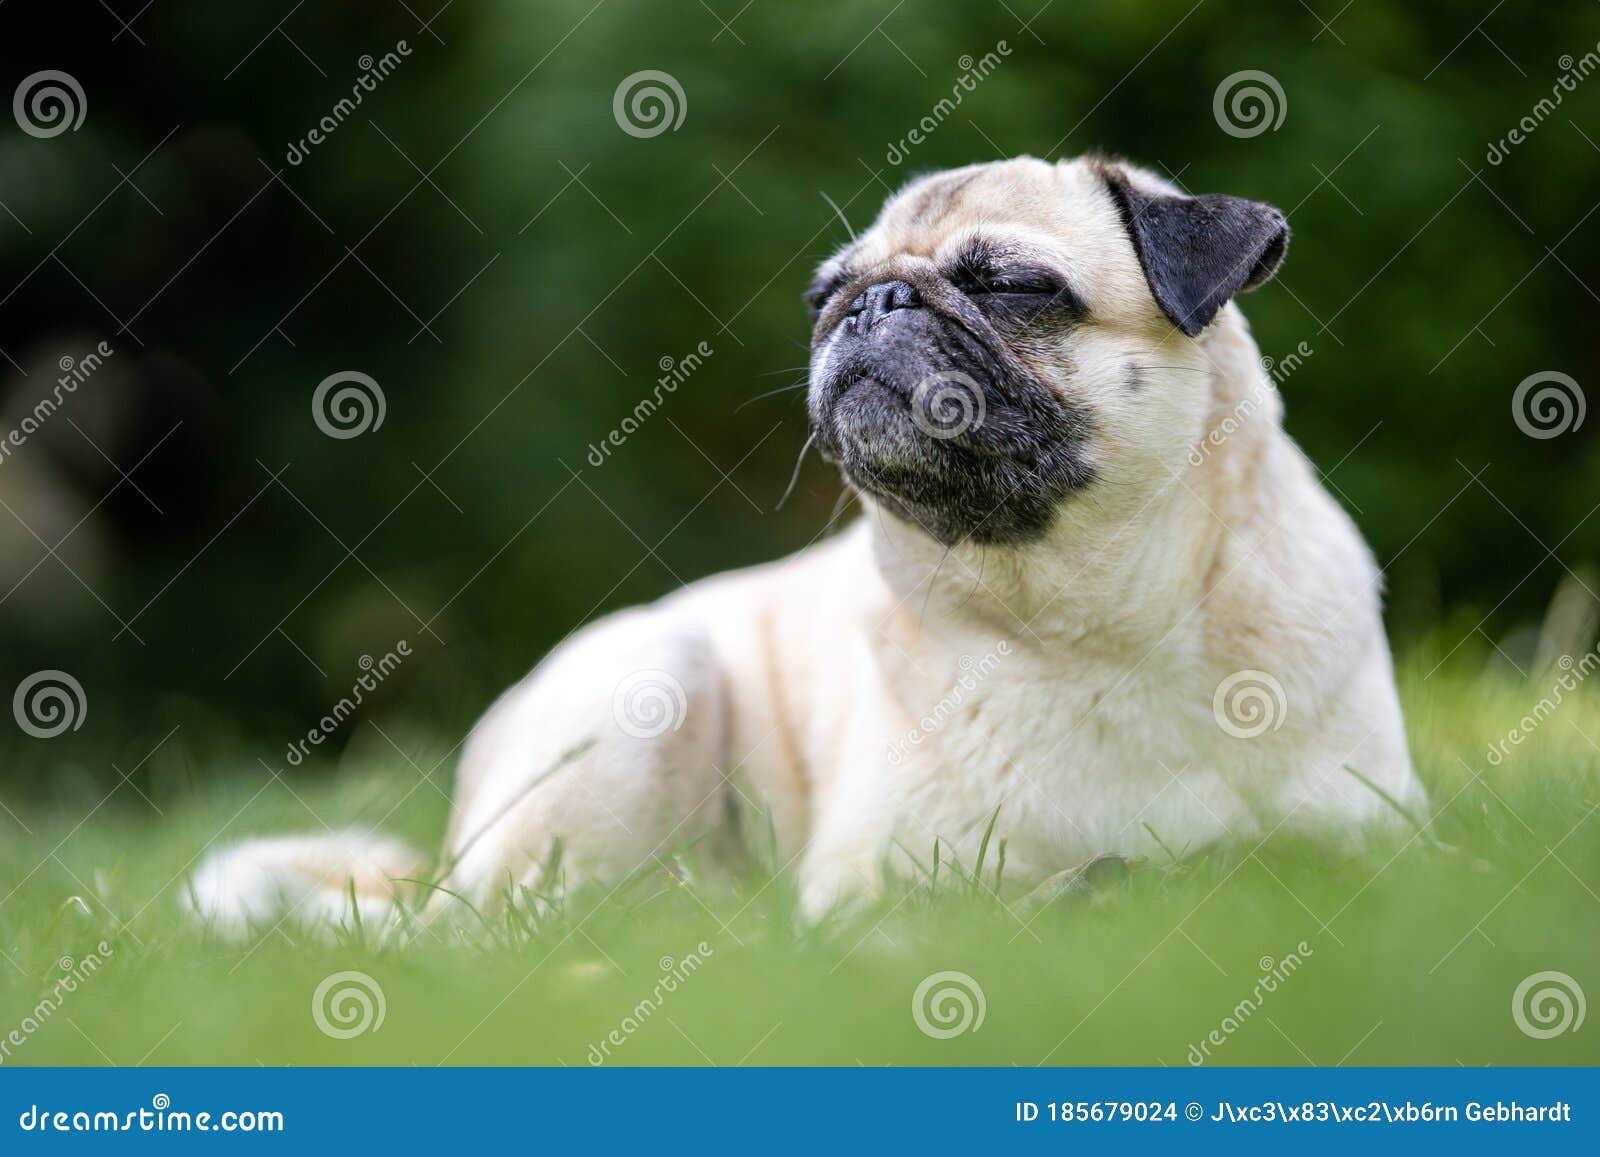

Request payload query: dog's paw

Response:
[797,859,883,925]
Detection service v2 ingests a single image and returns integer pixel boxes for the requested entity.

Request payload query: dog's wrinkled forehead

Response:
[821,156,1153,318]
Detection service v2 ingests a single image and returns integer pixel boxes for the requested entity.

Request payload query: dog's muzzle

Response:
[807,274,1093,547]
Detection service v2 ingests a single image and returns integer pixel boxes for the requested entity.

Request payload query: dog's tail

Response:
[185,830,426,938]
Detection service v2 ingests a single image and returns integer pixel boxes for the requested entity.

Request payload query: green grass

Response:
[3,648,1599,1067]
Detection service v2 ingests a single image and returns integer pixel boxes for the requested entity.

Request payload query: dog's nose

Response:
[846,279,921,332]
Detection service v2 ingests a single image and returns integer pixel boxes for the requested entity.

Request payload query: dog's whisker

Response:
[736,381,809,412]
[819,189,857,242]
[775,430,819,511]
[826,485,856,528]
[955,543,988,615]
[919,542,957,628]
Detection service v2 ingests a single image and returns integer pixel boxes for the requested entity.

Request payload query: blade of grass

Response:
[1341,763,1440,846]
[426,738,595,893]
[1141,821,1182,866]
[970,803,1002,892]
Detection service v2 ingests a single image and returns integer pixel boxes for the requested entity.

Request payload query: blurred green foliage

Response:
[1,0,1597,788]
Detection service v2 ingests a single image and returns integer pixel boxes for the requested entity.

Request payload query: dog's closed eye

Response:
[945,241,1080,314]
[957,271,1062,296]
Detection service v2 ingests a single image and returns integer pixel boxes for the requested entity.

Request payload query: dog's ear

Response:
[1102,169,1288,338]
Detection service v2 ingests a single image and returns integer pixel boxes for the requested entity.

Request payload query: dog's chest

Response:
[875,639,1252,866]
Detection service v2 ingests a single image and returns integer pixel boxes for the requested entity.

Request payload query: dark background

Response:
[1,0,1596,794]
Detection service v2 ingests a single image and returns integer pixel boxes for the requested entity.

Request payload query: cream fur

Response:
[188,155,1423,932]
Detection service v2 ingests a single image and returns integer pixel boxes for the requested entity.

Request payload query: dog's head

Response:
[805,155,1288,547]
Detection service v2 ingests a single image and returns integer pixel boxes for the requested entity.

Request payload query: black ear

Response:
[1103,170,1289,338]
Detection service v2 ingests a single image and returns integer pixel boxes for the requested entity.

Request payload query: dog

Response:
[190,154,1426,932]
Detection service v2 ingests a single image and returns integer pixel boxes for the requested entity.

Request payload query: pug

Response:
[191,155,1425,931]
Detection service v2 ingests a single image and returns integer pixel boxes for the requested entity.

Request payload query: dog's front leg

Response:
[793,751,909,920]
[435,606,735,913]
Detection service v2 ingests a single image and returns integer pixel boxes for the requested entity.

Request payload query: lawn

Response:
[2,646,1597,1067]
